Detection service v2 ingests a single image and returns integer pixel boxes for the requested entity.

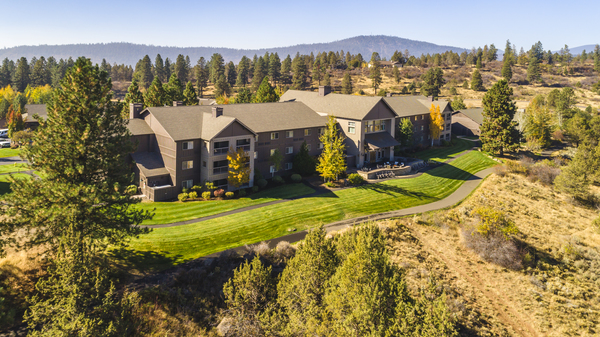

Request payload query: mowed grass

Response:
[136,183,315,226]
[0,148,21,158]
[0,163,28,174]
[0,173,31,195]
[414,137,474,162]
[125,151,496,270]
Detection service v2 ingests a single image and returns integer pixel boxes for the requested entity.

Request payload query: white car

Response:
[0,139,10,148]
[0,129,7,138]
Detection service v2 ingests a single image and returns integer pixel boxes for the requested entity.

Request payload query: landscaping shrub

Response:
[505,160,526,174]
[182,188,189,194]
[325,181,335,188]
[188,191,198,199]
[251,186,259,193]
[214,189,225,198]
[257,179,268,189]
[178,193,189,202]
[272,176,284,185]
[191,185,202,192]
[238,189,246,197]
[202,191,211,200]
[225,191,234,199]
[493,165,508,177]
[528,161,561,185]
[290,174,302,183]
[245,241,270,257]
[347,173,364,186]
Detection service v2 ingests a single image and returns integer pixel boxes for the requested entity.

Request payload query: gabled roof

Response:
[383,96,451,117]
[454,108,484,125]
[24,104,48,121]
[131,152,170,177]
[194,101,328,133]
[280,90,386,120]
[127,118,154,136]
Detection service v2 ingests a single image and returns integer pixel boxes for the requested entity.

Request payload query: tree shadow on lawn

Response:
[0,181,12,195]
[424,162,477,181]
[356,182,430,199]
[109,247,185,274]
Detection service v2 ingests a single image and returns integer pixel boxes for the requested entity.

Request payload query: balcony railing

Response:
[214,148,228,155]
[236,145,251,151]
[213,167,229,175]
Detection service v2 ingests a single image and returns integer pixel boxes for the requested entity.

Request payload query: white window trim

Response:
[286,130,293,138]
[182,160,193,170]
[270,165,275,173]
[182,179,193,189]
[285,146,293,154]
[183,141,194,150]
[271,132,279,140]
[285,162,293,170]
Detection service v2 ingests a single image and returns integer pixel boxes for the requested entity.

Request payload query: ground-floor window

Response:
[182,179,193,189]
[213,178,228,190]
[285,162,293,170]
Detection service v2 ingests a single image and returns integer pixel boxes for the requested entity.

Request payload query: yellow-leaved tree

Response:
[316,116,346,182]
[227,146,250,188]
[429,104,443,146]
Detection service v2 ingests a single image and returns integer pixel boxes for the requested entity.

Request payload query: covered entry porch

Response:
[363,132,401,166]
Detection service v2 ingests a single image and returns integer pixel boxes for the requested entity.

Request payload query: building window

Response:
[182,179,193,189]
[270,149,277,156]
[364,120,385,133]
[213,160,228,174]
[307,144,311,151]
[285,162,293,170]
[236,138,251,151]
[213,179,228,190]
[446,123,451,129]
[285,146,293,154]
[270,165,275,173]
[318,142,324,149]
[182,160,193,170]
[182,141,193,150]
[286,130,293,138]
[271,132,279,140]
[304,129,311,136]
[422,115,425,120]
[318,127,326,135]
[254,152,258,159]
[415,116,418,121]
[421,125,424,131]
[348,121,355,134]
[214,141,229,155]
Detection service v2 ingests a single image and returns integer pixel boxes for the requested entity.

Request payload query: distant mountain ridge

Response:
[0,35,469,66]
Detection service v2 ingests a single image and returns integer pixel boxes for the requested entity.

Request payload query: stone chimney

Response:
[318,85,332,96]
[212,107,223,118]
[173,101,183,106]
[129,103,143,119]
[427,96,434,102]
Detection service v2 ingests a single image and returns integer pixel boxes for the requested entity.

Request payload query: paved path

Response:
[0,156,25,165]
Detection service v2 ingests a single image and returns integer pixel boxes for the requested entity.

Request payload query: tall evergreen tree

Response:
[164,73,184,103]
[0,58,12,87]
[183,81,198,106]
[236,56,250,87]
[12,57,30,92]
[195,57,209,98]
[164,57,172,81]
[280,55,292,84]
[471,69,484,91]
[174,54,188,83]
[154,54,165,81]
[268,53,281,85]
[252,77,279,103]
[251,57,266,91]
[369,60,382,94]
[209,53,225,84]
[392,66,401,84]
[292,141,316,175]
[234,88,252,104]
[594,44,600,73]
[144,77,166,107]
[30,56,49,87]
[213,74,232,98]
[99,58,111,78]
[527,56,541,83]
[312,59,323,85]
[420,67,445,98]
[225,61,237,88]
[341,72,353,94]
[50,58,66,88]
[292,59,308,90]
[137,55,154,89]
[480,79,519,155]
[122,79,144,115]
[501,58,513,82]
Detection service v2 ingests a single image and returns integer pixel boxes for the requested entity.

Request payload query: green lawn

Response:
[136,183,315,226]
[0,163,28,174]
[414,137,474,162]
[0,173,31,195]
[0,148,21,158]
[123,151,496,270]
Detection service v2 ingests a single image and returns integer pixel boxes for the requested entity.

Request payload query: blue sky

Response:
[2,0,598,51]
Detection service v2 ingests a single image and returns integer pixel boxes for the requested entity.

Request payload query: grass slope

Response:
[137,183,315,226]
[413,137,474,162]
[0,163,28,174]
[0,148,21,158]
[0,173,31,195]
[124,151,496,270]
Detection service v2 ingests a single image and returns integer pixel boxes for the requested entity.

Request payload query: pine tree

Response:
[232,88,251,104]
[164,73,184,103]
[277,226,338,335]
[0,58,12,87]
[450,96,467,110]
[421,67,445,98]
[292,59,308,90]
[225,61,237,88]
[369,60,382,94]
[12,57,30,92]
[209,53,225,84]
[164,57,172,80]
[341,72,353,94]
[236,56,250,87]
[195,57,209,98]
[0,57,150,257]
[527,56,541,83]
[501,59,513,82]
[280,55,292,84]
[316,116,346,182]
[137,55,154,89]
[227,146,251,188]
[30,56,49,87]
[594,44,600,73]
[480,79,520,155]
[312,59,323,85]
[396,118,414,147]
[174,54,188,83]
[154,54,165,81]
[292,141,316,175]
[144,77,166,107]
[392,66,401,84]
[323,72,331,87]
[523,98,552,148]
[471,69,484,91]
[268,53,281,85]
[252,77,279,103]
[214,74,232,98]
[122,80,144,115]
[183,81,198,106]
[251,57,266,91]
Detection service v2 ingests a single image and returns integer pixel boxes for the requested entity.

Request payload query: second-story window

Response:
[307,144,312,151]
[348,122,355,134]
[364,120,385,133]
[213,160,228,174]
[304,129,311,136]
[422,115,425,120]
[271,132,279,140]
[236,139,251,151]
[214,141,229,155]
[318,127,326,135]
[270,149,277,156]
[286,130,293,138]
[182,141,193,150]
[285,146,293,154]
[182,160,193,170]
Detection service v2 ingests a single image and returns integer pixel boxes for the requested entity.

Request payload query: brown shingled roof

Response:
[280,90,385,120]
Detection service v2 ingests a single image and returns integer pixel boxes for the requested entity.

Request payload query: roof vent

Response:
[319,85,332,96]
[212,107,223,118]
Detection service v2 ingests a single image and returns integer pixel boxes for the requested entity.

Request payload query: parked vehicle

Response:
[0,129,8,138]
[0,139,11,148]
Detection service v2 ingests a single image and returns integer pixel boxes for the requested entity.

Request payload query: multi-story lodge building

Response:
[127,86,452,201]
